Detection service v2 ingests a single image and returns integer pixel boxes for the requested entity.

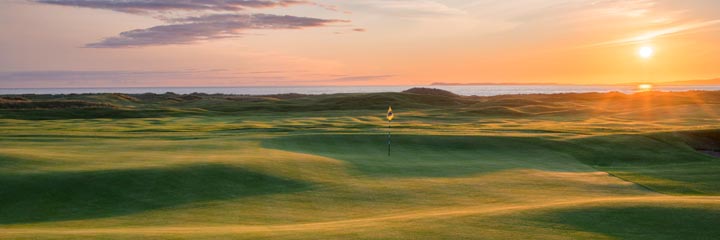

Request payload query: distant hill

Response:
[432,77,720,86]
[660,78,720,85]
[402,87,458,97]
[431,82,558,86]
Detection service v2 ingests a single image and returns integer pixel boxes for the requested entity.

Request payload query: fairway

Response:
[1,91,720,239]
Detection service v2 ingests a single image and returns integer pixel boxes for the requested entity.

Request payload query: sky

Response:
[1,0,720,88]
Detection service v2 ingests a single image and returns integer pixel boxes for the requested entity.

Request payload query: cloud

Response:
[347,0,465,17]
[0,70,200,88]
[0,70,198,81]
[31,0,353,48]
[0,69,277,87]
[0,71,395,87]
[586,19,720,48]
[86,14,346,48]
[34,0,311,14]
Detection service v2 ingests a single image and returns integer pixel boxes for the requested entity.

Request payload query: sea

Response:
[2,85,720,97]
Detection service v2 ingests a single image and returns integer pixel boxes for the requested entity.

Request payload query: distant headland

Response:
[432,77,720,86]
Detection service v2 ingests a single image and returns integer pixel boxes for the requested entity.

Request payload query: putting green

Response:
[264,134,594,177]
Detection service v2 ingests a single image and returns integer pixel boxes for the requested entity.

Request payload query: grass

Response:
[263,134,593,177]
[0,90,719,239]
[0,164,309,224]
[526,202,720,240]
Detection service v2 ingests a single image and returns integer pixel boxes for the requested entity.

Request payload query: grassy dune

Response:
[1,90,720,239]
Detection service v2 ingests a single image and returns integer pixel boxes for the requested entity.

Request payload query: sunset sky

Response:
[1,0,720,87]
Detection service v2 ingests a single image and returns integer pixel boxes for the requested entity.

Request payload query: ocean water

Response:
[1,85,720,96]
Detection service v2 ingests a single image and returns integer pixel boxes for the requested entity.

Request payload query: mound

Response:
[462,106,530,116]
[674,130,720,154]
[319,94,404,110]
[565,133,720,195]
[402,87,458,97]
[484,97,545,107]
[108,93,139,102]
[0,164,310,224]
[564,134,713,167]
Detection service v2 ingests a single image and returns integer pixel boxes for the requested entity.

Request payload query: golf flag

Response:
[386,106,393,156]
[387,106,394,121]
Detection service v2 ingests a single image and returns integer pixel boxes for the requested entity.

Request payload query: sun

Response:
[638,84,653,91]
[638,46,654,59]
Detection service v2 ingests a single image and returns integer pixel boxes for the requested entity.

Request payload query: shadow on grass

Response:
[0,164,310,224]
[534,205,720,239]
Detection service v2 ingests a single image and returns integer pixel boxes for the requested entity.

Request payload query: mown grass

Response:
[263,134,593,177]
[0,164,310,224]
[0,91,719,239]
[529,203,720,240]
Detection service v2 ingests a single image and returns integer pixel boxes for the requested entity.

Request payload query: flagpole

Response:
[386,105,393,156]
[387,119,391,156]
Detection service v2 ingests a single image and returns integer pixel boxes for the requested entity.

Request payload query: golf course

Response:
[1,88,720,239]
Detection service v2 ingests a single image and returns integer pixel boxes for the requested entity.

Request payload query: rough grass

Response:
[0,91,719,239]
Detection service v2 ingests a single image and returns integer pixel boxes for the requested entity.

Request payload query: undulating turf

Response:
[1,90,719,239]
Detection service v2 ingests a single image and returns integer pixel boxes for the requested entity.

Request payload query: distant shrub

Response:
[180,95,203,101]
[0,96,30,102]
[111,93,139,102]
[260,93,308,99]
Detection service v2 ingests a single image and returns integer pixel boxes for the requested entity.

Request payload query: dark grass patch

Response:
[0,100,116,110]
[532,205,720,240]
[0,164,310,224]
[0,108,191,120]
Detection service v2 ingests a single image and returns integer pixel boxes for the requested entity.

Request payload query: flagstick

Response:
[387,119,391,156]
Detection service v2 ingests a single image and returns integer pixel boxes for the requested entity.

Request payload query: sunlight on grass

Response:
[1,91,720,239]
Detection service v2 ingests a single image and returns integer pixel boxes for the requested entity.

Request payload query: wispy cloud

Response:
[34,0,311,14]
[31,0,350,48]
[347,0,465,17]
[87,14,346,48]
[587,19,720,47]
[0,70,395,87]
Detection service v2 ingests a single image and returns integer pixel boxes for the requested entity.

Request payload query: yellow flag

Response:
[387,106,394,121]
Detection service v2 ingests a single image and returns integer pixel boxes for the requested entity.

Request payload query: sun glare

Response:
[638,84,653,91]
[638,46,654,59]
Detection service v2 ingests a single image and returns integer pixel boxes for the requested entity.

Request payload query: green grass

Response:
[1,91,720,239]
[605,162,720,195]
[264,134,593,177]
[528,204,720,240]
[0,164,309,224]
